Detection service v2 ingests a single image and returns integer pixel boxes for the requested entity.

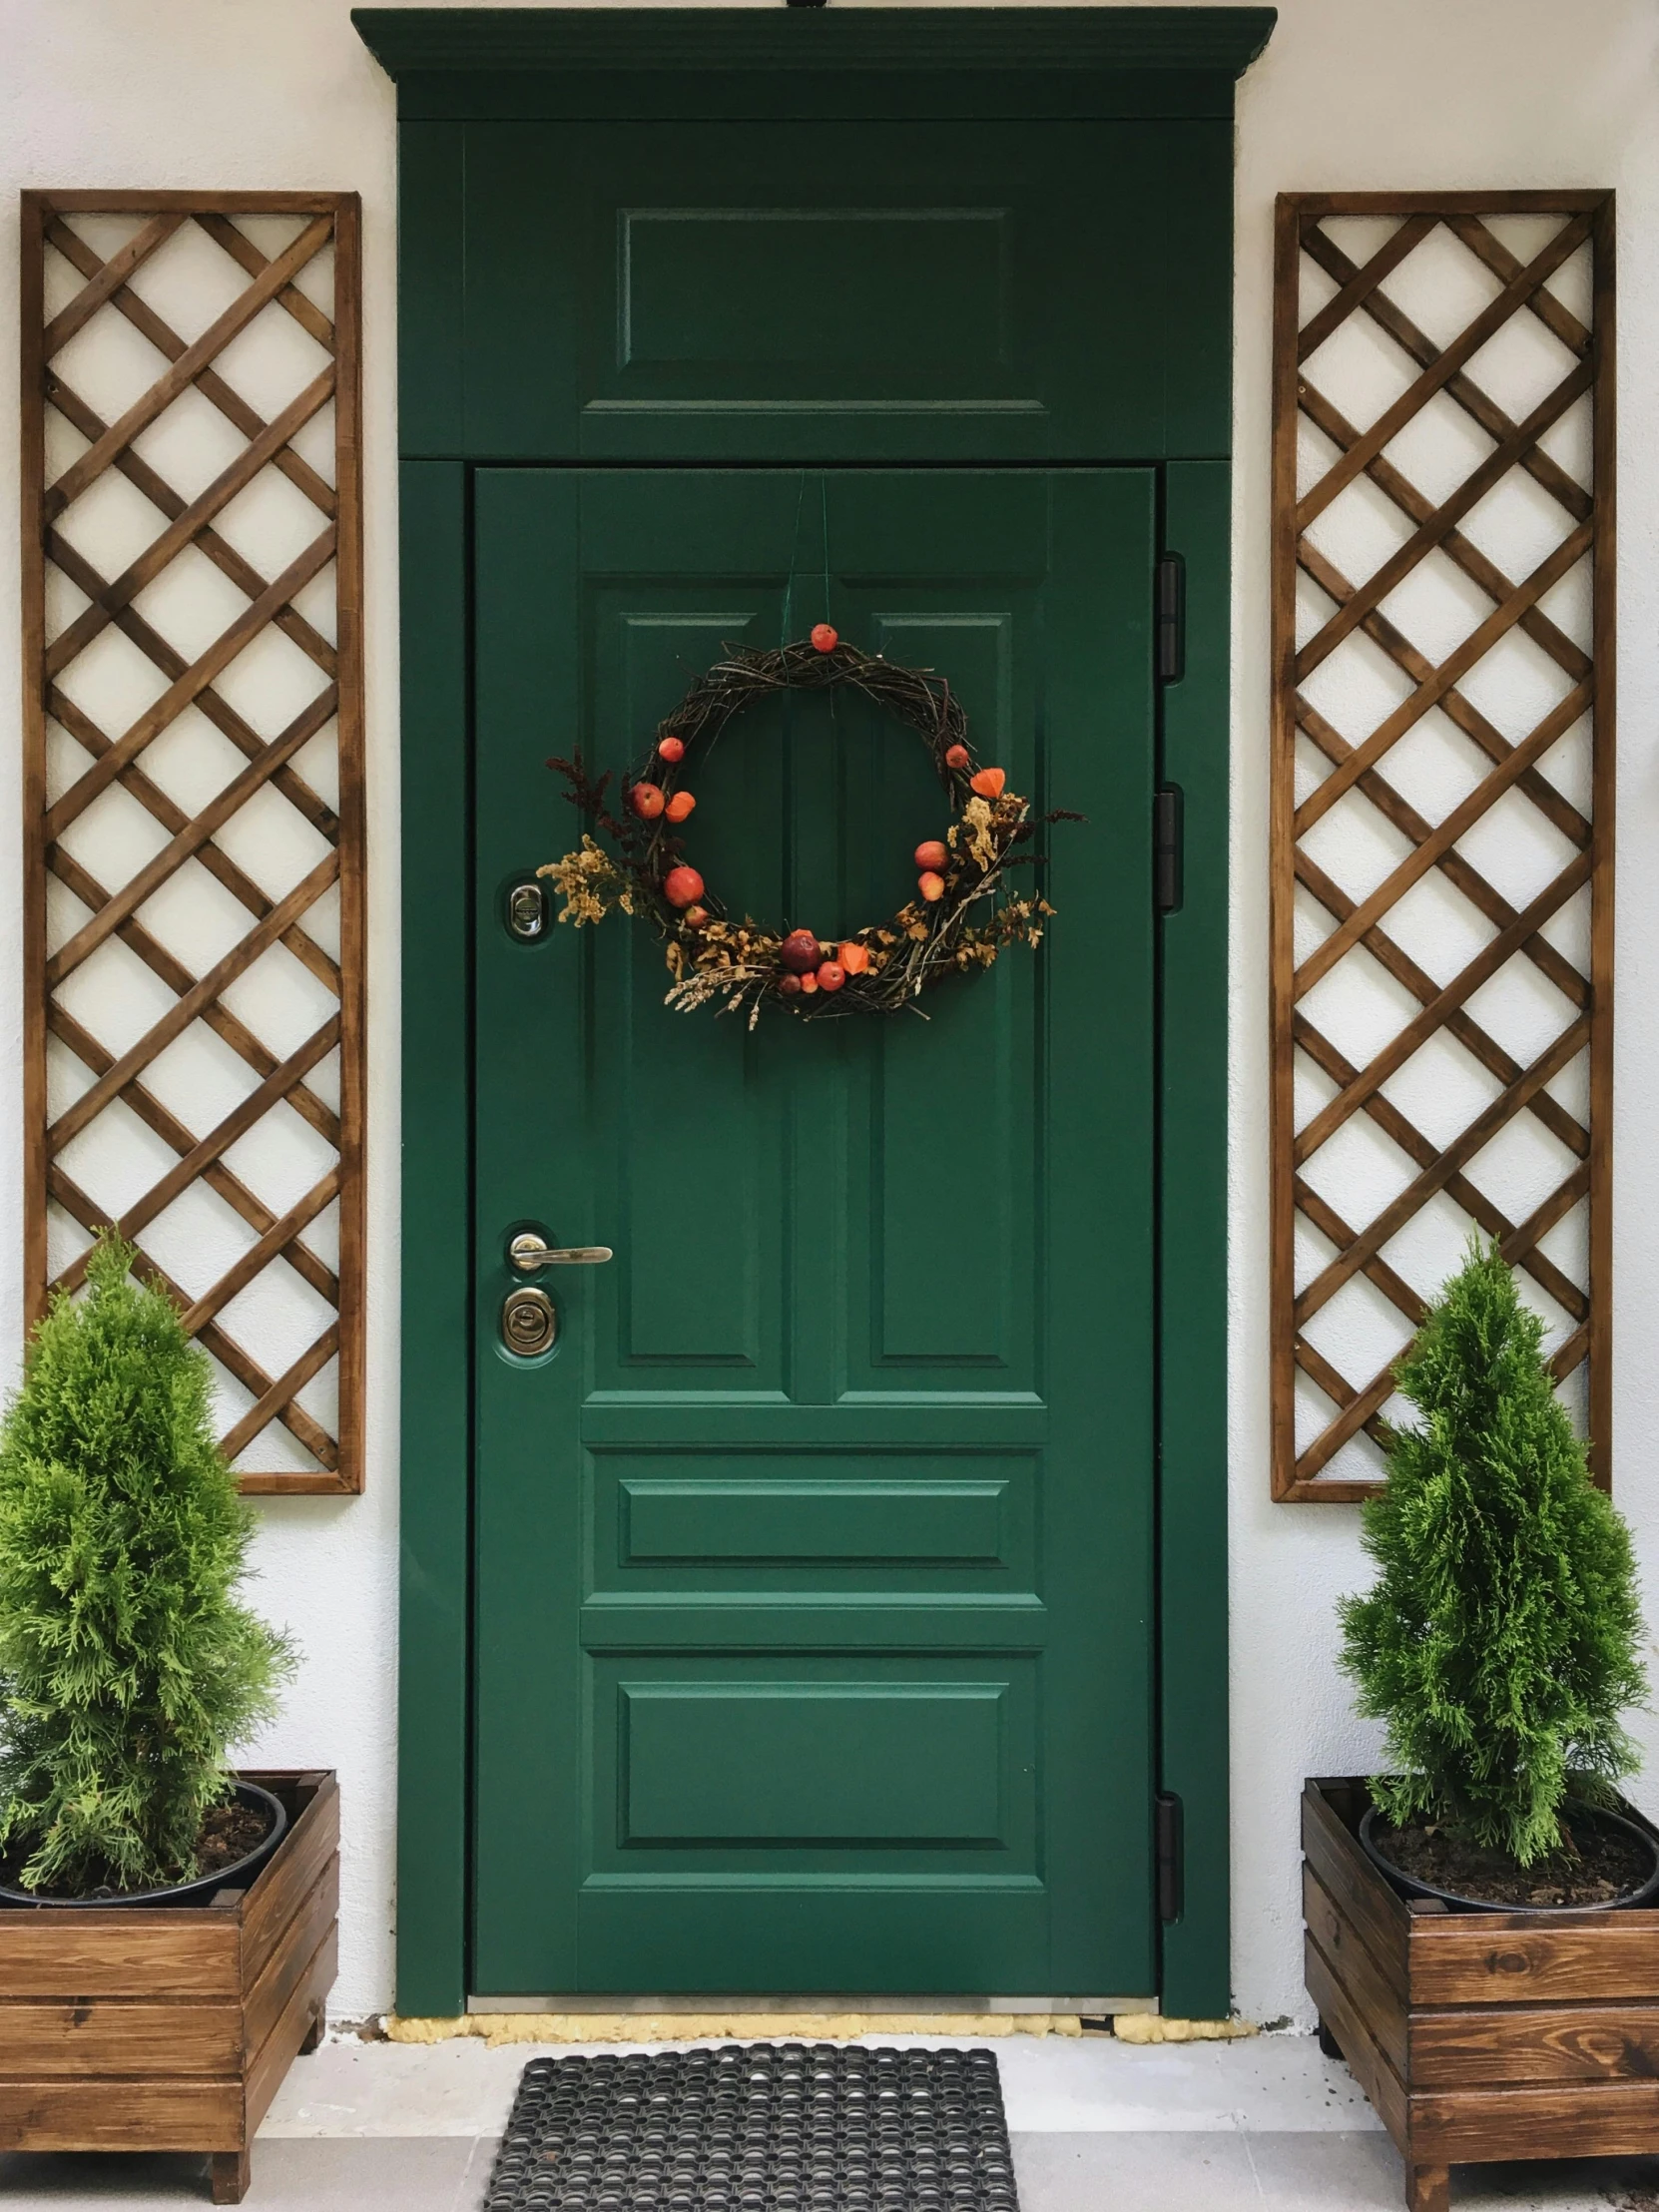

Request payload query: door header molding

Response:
[353,6,1277,82]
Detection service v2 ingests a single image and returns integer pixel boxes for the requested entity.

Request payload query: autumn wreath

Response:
[540,626,1076,1026]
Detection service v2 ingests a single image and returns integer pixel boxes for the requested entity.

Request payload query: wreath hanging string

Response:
[540,625,1079,1028]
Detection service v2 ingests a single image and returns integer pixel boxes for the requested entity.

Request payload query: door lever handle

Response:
[508,1232,614,1274]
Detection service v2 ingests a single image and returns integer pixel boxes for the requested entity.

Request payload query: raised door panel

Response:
[594,1452,1034,1589]
[611,1668,1026,1853]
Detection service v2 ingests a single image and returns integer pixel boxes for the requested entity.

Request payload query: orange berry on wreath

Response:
[664,864,705,908]
[970,767,1006,800]
[944,744,970,771]
[837,941,870,974]
[631,781,666,819]
[918,871,945,902]
[657,735,686,764]
[800,973,821,994]
[818,961,846,992]
[811,623,838,654]
[683,905,709,927]
[665,791,696,823]
[914,839,947,871]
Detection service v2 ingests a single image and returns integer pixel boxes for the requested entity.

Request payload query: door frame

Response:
[363,4,1271,2021]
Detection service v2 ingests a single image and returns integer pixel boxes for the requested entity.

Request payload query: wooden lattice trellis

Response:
[1270,191,1614,1503]
[20,191,364,1495]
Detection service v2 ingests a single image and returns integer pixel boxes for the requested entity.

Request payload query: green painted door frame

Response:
[361,4,1271,2021]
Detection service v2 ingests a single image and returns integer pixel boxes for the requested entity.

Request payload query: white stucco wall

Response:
[1,0,1656,2026]
[1228,0,1659,2025]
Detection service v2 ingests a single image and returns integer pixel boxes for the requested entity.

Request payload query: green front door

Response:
[470,465,1157,1997]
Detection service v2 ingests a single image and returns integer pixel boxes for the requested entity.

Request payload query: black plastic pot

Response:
[1359,1800,1659,1915]
[0,1780,287,1909]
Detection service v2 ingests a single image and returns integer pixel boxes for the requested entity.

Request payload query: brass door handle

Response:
[508,1232,614,1274]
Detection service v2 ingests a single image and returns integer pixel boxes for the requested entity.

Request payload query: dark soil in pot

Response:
[0,1779,286,1908]
[1361,1800,1659,1913]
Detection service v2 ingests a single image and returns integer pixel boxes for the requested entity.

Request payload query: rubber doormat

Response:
[483,2042,1021,2212]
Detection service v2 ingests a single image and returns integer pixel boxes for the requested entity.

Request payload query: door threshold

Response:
[465,1993,1159,2016]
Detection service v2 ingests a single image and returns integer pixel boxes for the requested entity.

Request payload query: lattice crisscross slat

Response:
[21,191,365,1495]
[1270,191,1614,1503]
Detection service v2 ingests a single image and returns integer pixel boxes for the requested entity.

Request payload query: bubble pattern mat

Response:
[483,2041,1021,2212]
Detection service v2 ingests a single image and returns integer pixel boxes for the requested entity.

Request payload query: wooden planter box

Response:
[0,1769,337,2204]
[1306,1775,1659,2212]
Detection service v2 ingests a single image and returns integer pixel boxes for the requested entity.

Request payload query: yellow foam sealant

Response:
[1110,2014,1259,2044]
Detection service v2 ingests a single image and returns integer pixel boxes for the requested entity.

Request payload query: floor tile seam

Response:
[1235,2123,1269,2203]
[262,2123,494,2139]
[262,2113,1391,2140]
[451,2133,491,2212]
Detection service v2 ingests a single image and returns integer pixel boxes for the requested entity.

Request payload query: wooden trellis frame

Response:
[1270,190,1614,1503]
[20,190,365,1494]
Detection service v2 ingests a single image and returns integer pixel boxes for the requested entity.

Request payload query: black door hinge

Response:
[1154,784,1184,916]
[1156,552,1186,684]
[1156,1792,1184,1925]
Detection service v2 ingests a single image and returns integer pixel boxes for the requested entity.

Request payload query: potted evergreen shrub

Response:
[1340,1239,1653,1913]
[0,1235,294,1904]
[0,1235,338,2206]
[1303,1242,1659,2212]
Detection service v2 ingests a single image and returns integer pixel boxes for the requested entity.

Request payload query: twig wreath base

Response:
[540,630,1077,1027]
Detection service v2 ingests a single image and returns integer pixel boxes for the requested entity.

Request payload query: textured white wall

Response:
[0,0,1656,2026]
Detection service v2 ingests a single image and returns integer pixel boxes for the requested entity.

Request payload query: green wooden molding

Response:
[1157,460,1232,2021]
[394,460,472,2017]
[353,6,1276,80]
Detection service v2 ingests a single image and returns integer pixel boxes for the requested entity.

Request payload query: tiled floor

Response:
[3,2033,1659,2208]
[0,2140,488,2210]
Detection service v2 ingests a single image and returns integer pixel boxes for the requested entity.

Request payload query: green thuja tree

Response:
[1340,1240,1647,1868]
[0,1236,293,1894]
